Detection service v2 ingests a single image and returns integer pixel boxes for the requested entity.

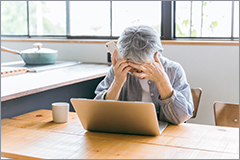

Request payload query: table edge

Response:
[1,73,107,102]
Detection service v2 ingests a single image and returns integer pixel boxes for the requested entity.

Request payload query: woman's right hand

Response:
[105,50,131,100]
[111,50,132,87]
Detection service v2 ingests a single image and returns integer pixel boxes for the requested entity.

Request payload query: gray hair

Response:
[117,25,164,64]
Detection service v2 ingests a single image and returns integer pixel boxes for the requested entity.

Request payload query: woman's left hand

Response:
[129,52,174,100]
[128,52,165,82]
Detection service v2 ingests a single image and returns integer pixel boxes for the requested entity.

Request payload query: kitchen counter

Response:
[1,61,110,102]
[1,61,110,119]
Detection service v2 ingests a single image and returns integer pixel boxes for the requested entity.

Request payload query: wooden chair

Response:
[213,101,239,128]
[191,88,202,119]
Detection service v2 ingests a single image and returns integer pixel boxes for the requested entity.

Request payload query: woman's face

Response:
[127,59,143,73]
[127,51,158,74]
[129,67,143,73]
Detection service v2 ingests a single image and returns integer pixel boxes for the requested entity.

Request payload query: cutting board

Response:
[1,61,82,77]
[1,67,27,77]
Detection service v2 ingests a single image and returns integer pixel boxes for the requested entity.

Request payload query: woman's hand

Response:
[128,52,165,81]
[129,52,174,100]
[111,50,132,86]
[105,50,131,100]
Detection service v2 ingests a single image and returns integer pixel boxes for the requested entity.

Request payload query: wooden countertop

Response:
[1,109,239,159]
[2,38,239,46]
[1,62,110,102]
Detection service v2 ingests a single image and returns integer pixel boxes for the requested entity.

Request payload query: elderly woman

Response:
[94,25,194,125]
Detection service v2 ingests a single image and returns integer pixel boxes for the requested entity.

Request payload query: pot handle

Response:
[1,46,21,55]
[33,43,43,50]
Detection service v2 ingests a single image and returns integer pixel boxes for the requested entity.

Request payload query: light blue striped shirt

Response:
[94,55,194,124]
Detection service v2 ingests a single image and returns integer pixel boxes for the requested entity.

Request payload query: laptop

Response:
[70,98,169,136]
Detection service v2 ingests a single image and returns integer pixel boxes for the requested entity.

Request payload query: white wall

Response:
[163,45,239,125]
[1,41,239,125]
[1,42,108,63]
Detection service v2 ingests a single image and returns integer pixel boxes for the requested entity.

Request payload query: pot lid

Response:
[21,43,57,54]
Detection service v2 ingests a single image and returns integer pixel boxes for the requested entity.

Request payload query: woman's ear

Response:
[154,52,160,63]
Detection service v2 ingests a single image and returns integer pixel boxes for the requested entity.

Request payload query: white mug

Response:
[52,102,69,123]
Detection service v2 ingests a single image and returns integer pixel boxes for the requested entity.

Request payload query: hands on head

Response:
[128,52,166,83]
[128,52,174,100]
[110,50,173,100]
[111,50,165,83]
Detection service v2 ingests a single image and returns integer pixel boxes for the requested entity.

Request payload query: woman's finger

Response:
[142,62,155,73]
[132,72,147,79]
[115,59,128,70]
[111,50,118,66]
[118,62,130,72]
[123,66,132,75]
[128,62,145,71]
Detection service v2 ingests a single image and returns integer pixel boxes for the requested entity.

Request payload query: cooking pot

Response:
[1,43,58,65]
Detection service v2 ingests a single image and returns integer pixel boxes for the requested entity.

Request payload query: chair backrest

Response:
[191,88,202,119]
[213,101,239,128]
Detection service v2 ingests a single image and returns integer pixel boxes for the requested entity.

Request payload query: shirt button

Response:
[150,93,154,96]
[148,81,151,84]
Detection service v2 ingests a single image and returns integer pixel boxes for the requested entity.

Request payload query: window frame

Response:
[1,1,239,41]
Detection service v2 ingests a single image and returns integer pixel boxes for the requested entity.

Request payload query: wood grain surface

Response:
[1,67,27,77]
[1,39,239,46]
[1,110,239,159]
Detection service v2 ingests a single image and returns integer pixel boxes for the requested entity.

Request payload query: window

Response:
[1,1,161,38]
[29,1,66,35]
[1,1,28,35]
[112,1,161,36]
[175,1,239,39]
[1,1,238,40]
[69,1,110,36]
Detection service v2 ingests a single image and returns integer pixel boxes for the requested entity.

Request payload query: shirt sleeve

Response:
[94,66,115,100]
[158,64,194,125]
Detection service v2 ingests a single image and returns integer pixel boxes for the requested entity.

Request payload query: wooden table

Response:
[1,110,239,159]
